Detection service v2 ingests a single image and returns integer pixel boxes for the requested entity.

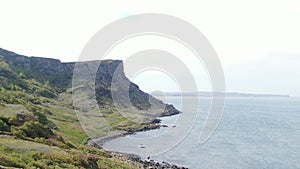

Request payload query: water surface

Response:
[104,97,300,169]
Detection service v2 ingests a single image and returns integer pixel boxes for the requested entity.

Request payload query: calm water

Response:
[103,97,300,169]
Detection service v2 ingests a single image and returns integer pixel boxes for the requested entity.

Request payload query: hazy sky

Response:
[1,0,300,96]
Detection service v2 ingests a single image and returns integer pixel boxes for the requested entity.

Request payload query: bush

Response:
[11,127,25,138]
[25,104,52,126]
[35,88,57,98]
[18,72,26,79]
[18,121,54,139]
[8,116,17,126]
[0,119,10,132]
[34,111,49,125]
[0,154,25,168]
[26,161,48,169]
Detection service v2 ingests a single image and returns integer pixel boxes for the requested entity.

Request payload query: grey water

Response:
[103,96,300,169]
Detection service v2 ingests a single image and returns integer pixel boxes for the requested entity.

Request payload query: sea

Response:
[103,96,300,169]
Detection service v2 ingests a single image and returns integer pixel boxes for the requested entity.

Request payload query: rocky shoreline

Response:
[87,119,188,169]
[112,152,188,169]
[87,123,161,148]
[87,131,128,148]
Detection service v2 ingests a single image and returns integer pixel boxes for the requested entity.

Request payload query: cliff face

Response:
[0,48,74,92]
[0,48,180,117]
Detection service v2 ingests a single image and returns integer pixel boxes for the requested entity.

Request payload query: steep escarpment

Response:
[0,48,180,117]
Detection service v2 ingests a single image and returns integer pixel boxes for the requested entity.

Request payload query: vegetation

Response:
[0,56,141,168]
[0,136,139,169]
[0,87,140,168]
[0,48,180,168]
[0,118,10,132]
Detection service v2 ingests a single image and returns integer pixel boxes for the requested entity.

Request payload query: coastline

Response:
[87,116,188,169]
[87,123,161,148]
[87,131,129,149]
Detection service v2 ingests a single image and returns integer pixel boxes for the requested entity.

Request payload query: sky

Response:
[0,0,300,96]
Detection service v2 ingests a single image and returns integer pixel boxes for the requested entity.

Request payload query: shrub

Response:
[8,116,17,126]
[35,88,57,98]
[18,121,54,139]
[25,104,52,125]
[18,72,26,79]
[0,154,25,168]
[34,111,49,125]
[0,119,10,132]
[26,161,48,169]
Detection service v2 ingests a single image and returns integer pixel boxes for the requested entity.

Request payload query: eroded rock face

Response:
[0,48,180,118]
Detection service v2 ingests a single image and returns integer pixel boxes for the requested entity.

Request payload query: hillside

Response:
[0,48,180,168]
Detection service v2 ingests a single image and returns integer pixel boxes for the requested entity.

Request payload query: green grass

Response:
[0,136,139,169]
[0,104,30,117]
[0,58,156,168]
[0,89,141,168]
[45,106,89,144]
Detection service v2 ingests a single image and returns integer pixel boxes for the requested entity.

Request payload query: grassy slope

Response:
[0,135,139,169]
[0,93,141,169]
[0,60,141,168]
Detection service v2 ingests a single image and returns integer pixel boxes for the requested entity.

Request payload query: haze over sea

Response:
[104,96,300,169]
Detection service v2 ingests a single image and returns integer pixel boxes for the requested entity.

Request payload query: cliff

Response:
[0,48,180,118]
